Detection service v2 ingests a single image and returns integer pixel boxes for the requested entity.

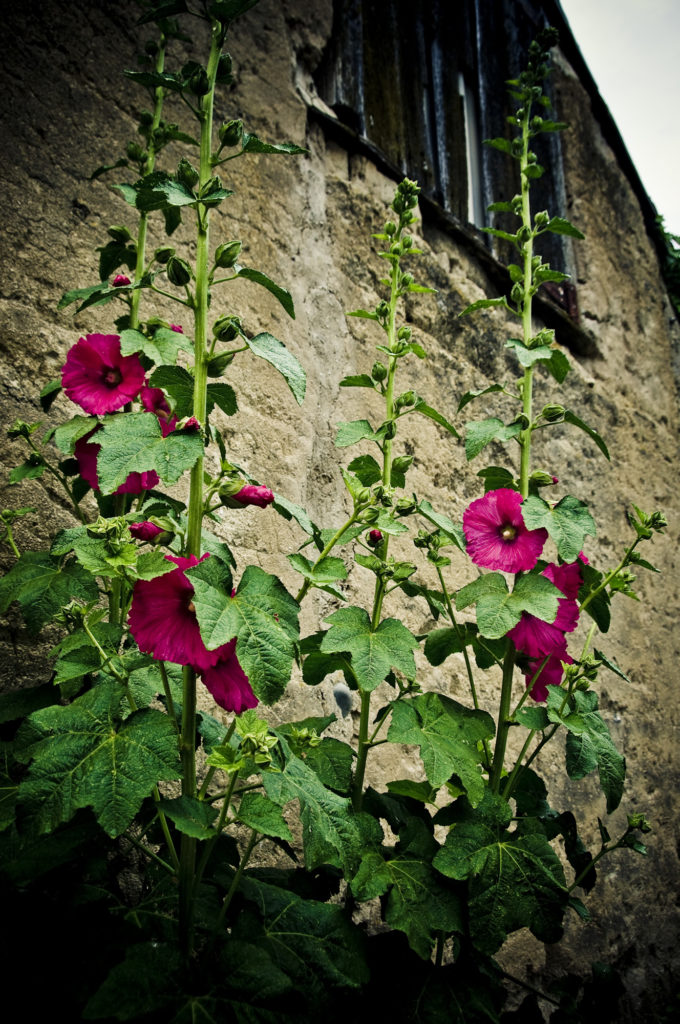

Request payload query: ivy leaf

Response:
[547,689,625,812]
[18,678,181,836]
[245,332,306,405]
[521,494,597,562]
[158,795,218,839]
[96,412,203,493]
[241,133,307,156]
[387,693,494,804]
[236,791,293,840]
[320,607,418,693]
[456,572,560,639]
[434,812,568,953]
[186,561,299,705]
[465,418,522,460]
[563,410,610,460]
[119,327,192,366]
[0,553,98,633]
[235,267,295,318]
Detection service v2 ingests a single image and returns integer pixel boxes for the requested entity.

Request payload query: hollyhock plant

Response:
[129,553,222,671]
[61,333,146,414]
[200,638,257,713]
[141,384,178,437]
[523,651,574,703]
[75,429,160,494]
[508,559,583,659]
[463,488,548,573]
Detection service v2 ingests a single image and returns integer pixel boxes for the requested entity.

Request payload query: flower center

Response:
[187,600,196,615]
[103,366,122,388]
[500,523,517,542]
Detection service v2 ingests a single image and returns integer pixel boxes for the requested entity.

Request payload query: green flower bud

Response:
[154,246,175,265]
[542,404,565,422]
[219,118,243,148]
[214,240,242,269]
[627,814,652,834]
[166,255,192,287]
[397,325,412,341]
[395,497,417,516]
[216,53,233,83]
[371,361,388,382]
[108,225,131,243]
[395,390,416,409]
[138,110,154,127]
[177,157,199,190]
[390,241,402,255]
[126,141,147,163]
[392,455,413,473]
[384,221,397,236]
[361,507,379,524]
[355,487,371,506]
[534,210,549,227]
[401,234,412,249]
[144,40,158,56]
[188,67,210,96]
[206,351,236,377]
[213,314,242,341]
[400,272,414,288]
[376,300,390,320]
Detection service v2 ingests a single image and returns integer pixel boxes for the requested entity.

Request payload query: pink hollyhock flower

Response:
[231,484,274,508]
[141,385,178,437]
[169,324,184,333]
[128,554,221,671]
[463,488,547,573]
[129,521,164,542]
[200,638,257,713]
[62,334,146,414]
[182,417,201,432]
[523,651,573,703]
[75,429,159,495]
[112,274,131,287]
[508,559,583,659]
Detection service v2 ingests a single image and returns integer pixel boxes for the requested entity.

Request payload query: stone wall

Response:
[1,0,678,1017]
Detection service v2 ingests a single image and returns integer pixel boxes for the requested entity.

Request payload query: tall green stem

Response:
[178,18,225,961]
[518,110,534,500]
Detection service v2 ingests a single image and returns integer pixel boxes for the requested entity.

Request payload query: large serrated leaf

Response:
[547,689,625,811]
[521,494,597,561]
[0,552,99,633]
[96,412,203,493]
[320,606,418,692]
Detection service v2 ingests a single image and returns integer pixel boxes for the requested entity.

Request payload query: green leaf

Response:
[111,183,138,207]
[241,133,307,156]
[335,419,380,448]
[563,410,610,459]
[594,648,630,682]
[148,365,194,417]
[505,338,554,368]
[18,679,181,836]
[303,738,354,793]
[321,606,418,692]
[424,625,477,666]
[236,791,292,840]
[96,412,203,493]
[417,499,467,552]
[580,563,611,632]
[456,572,561,639]
[158,795,218,839]
[521,494,597,561]
[119,327,192,365]
[544,216,585,239]
[133,171,198,212]
[434,810,568,953]
[411,398,459,438]
[347,309,379,321]
[0,552,98,633]
[53,415,98,454]
[339,374,376,389]
[207,382,238,416]
[476,465,516,492]
[9,460,45,484]
[137,1,188,25]
[287,553,347,586]
[245,332,305,404]
[387,693,494,803]
[457,383,505,412]
[465,417,522,460]
[459,297,510,317]
[236,267,295,318]
[547,689,625,812]
[386,779,438,804]
[547,348,571,383]
[483,137,512,154]
[83,941,182,1021]
[57,282,112,311]
[271,493,316,536]
[186,562,299,705]
[347,453,382,486]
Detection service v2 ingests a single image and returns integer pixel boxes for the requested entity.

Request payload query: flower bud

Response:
[129,521,166,543]
[112,274,131,287]
[384,221,396,236]
[216,53,233,83]
[138,110,154,127]
[144,40,158,56]
[214,240,242,269]
[390,241,402,255]
[169,324,184,333]
[166,256,192,287]
[126,141,147,163]
[392,455,413,473]
[154,246,175,265]
[534,210,549,227]
[222,484,274,509]
[395,390,416,409]
[213,314,242,341]
[395,497,417,516]
[371,361,388,382]
[400,272,414,288]
[219,119,243,147]
[355,487,371,506]
[108,225,131,243]
[401,234,412,249]
[177,157,199,190]
[376,300,390,320]
[541,404,565,422]
[187,67,210,96]
[207,351,236,376]
[397,325,412,341]
[367,529,383,547]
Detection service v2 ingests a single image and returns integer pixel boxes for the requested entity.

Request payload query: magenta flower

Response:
[463,488,547,573]
[112,274,131,287]
[368,529,383,547]
[129,521,165,542]
[200,638,257,714]
[231,484,275,509]
[508,559,582,659]
[128,554,220,672]
[523,652,573,703]
[141,385,178,437]
[62,334,146,414]
[75,429,159,495]
[169,324,184,333]
[182,416,201,432]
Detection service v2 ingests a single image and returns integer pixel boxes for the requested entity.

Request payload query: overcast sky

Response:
[559,0,680,237]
